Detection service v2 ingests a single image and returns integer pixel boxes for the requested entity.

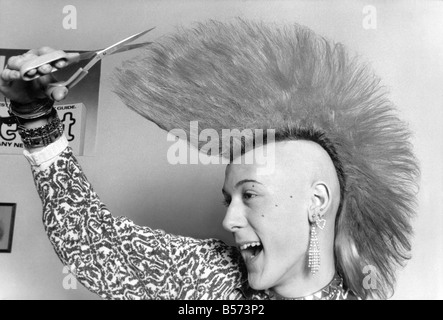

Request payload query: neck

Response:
[271,246,336,298]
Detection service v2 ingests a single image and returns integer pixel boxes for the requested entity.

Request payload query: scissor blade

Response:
[100,27,156,56]
[76,42,152,62]
[76,51,97,61]
[111,42,153,55]
[81,27,155,72]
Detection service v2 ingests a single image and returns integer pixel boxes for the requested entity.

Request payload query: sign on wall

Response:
[0,102,87,155]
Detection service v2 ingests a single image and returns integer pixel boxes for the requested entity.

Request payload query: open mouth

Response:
[239,241,263,260]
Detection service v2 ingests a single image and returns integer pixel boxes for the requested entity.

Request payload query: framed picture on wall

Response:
[0,203,16,253]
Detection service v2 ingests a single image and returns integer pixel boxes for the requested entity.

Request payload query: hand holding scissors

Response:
[0,27,154,102]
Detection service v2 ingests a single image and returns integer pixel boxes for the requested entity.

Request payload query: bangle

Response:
[18,108,64,149]
[8,97,55,120]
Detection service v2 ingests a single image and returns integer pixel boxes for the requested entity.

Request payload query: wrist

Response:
[9,97,54,120]
[19,117,51,130]
[17,107,64,150]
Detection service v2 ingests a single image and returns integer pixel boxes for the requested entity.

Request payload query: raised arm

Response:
[0,48,248,300]
[27,140,245,299]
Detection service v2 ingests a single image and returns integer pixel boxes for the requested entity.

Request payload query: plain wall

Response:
[0,0,442,299]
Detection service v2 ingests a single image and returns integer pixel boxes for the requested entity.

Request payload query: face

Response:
[222,140,323,293]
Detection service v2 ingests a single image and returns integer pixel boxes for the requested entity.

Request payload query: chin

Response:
[248,273,272,291]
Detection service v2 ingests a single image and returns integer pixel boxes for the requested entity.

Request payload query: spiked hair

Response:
[113,19,419,299]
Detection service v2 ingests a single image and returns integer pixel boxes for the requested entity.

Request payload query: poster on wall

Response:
[0,48,101,156]
[0,203,16,253]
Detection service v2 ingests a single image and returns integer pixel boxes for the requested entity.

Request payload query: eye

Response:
[243,192,257,201]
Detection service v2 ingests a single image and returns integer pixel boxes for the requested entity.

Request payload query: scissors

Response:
[19,27,155,89]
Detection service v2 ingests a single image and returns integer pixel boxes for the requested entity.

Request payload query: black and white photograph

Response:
[0,0,442,302]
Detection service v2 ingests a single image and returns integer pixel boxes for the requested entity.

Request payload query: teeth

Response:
[239,241,262,251]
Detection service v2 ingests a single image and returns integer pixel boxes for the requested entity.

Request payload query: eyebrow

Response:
[235,179,263,188]
[222,179,264,195]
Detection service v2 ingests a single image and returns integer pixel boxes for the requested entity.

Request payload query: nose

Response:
[222,199,248,233]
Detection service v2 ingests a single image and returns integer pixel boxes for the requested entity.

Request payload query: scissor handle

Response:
[19,50,69,81]
[45,68,89,98]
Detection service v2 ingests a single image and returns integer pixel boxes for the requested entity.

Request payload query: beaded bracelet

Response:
[18,108,64,149]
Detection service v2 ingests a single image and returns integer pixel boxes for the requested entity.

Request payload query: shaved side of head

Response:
[233,140,341,218]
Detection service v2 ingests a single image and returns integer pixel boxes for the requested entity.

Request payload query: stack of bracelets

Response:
[6,97,64,149]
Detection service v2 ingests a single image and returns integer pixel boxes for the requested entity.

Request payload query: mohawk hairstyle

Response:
[113,19,420,299]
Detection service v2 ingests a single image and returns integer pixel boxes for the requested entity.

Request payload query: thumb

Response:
[46,85,69,101]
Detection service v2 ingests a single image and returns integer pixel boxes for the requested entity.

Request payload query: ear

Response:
[308,182,331,223]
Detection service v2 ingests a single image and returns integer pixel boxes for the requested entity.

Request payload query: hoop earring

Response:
[308,214,326,275]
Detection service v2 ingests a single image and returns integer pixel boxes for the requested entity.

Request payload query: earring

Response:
[316,215,326,230]
[308,212,326,275]
[308,224,320,274]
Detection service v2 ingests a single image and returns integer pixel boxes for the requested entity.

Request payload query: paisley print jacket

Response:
[26,137,358,300]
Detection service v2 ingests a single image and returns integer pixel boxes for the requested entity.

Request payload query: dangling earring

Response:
[308,212,326,275]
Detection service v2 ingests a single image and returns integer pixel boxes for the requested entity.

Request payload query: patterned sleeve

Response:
[30,145,246,300]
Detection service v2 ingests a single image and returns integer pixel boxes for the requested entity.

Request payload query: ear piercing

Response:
[308,210,326,274]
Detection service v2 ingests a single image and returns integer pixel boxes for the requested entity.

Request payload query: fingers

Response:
[54,59,67,68]
[1,47,72,102]
[37,63,54,75]
[6,47,58,71]
[4,47,69,80]
[1,68,21,81]
[6,52,38,71]
[36,73,68,101]
[27,46,56,56]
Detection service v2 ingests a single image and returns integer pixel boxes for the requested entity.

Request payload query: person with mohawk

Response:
[0,19,419,300]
